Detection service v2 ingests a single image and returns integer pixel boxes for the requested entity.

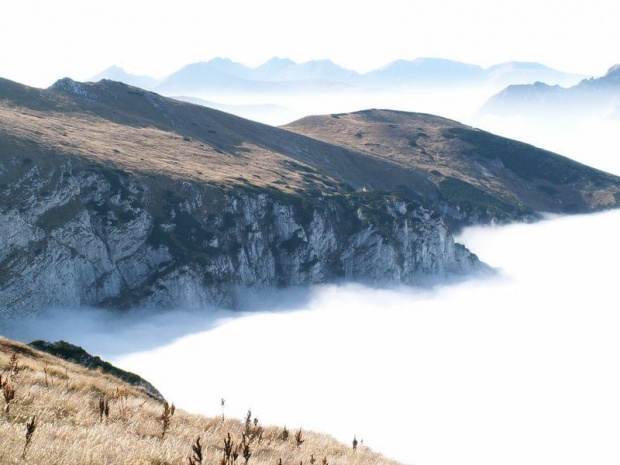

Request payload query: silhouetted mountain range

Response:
[482,63,620,118]
[90,66,161,90]
[172,95,301,125]
[89,58,584,97]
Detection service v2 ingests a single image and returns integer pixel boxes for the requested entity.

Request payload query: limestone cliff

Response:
[0,159,478,317]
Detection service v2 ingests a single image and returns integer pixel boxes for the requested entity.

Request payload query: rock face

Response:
[0,160,480,318]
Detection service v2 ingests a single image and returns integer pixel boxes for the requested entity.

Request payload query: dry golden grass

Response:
[4,79,617,218]
[0,83,445,203]
[0,337,400,465]
[284,111,523,202]
[0,104,324,195]
[3,77,620,222]
[284,110,620,210]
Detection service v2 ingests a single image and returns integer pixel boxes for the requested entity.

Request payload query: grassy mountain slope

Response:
[0,77,485,315]
[2,77,618,226]
[1,77,619,313]
[0,337,398,464]
[284,109,620,219]
[28,340,163,400]
[0,77,434,198]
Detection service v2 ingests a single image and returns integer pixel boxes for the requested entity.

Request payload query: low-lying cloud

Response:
[5,209,620,465]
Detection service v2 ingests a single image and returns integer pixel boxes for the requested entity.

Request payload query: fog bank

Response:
[6,210,620,464]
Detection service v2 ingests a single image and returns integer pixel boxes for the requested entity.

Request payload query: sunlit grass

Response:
[0,336,399,464]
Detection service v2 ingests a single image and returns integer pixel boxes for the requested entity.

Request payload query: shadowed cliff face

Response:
[0,77,618,316]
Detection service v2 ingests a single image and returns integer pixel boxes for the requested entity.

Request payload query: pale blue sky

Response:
[2,0,618,87]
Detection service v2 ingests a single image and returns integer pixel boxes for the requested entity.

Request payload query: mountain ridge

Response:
[0,77,480,316]
[482,63,620,117]
[284,108,620,217]
[89,57,585,96]
[0,77,618,316]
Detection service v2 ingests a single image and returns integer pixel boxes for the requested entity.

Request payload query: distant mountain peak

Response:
[378,57,484,70]
[208,57,235,64]
[306,58,336,65]
[489,61,551,71]
[482,61,620,118]
[380,58,408,68]
[89,66,160,90]
[205,56,250,69]
[254,57,297,74]
[179,61,211,70]
[606,64,620,77]
[530,81,557,88]
[367,58,485,86]
[100,65,126,73]
[90,57,587,96]
[485,62,583,87]
[262,56,296,66]
[413,57,475,65]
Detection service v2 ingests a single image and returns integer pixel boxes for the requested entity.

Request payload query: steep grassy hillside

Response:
[0,337,399,464]
[2,77,618,224]
[284,110,620,219]
[0,77,434,198]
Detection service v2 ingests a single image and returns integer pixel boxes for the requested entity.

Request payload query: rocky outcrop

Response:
[0,160,481,318]
[28,339,163,400]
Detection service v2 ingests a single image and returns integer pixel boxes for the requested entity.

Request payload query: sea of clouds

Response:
[7,209,620,465]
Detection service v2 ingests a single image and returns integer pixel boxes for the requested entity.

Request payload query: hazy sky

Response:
[2,0,619,87]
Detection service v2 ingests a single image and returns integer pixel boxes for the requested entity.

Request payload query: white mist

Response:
[95,210,620,465]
